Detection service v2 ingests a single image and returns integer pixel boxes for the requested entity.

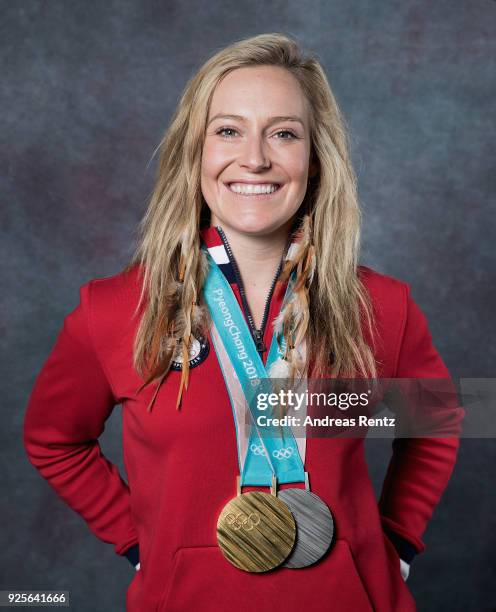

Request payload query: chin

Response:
[228,217,284,236]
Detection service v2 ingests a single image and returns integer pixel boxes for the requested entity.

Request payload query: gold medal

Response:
[217,475,296,572]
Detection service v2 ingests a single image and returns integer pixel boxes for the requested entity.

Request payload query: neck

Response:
[213,222,291,290]
[212,221,293,330]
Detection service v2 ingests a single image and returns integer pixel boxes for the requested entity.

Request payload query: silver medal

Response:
[278,474,334,569]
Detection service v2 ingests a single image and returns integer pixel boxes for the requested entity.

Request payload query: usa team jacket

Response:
[23,227,463,611]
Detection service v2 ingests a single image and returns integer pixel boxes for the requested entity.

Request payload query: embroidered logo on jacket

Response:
[170,335,210,371]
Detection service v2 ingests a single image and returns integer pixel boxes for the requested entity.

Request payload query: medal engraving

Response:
[217,490,296,572]
[225,512,261,530]
[278,488,334,568]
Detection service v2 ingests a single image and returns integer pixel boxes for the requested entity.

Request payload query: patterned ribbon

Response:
[202,247,307,486]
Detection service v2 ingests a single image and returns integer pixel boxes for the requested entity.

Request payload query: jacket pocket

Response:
[126,567,142,611]
[382,532,416,607]
[382,532,406,582]
[158,540,374,612]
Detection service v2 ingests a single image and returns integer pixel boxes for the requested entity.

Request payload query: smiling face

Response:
[201,65,315,237]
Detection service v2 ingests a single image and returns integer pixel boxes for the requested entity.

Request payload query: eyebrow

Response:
[207,113,305,128]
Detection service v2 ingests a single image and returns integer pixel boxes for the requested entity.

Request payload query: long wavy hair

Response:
[122,33,378,412]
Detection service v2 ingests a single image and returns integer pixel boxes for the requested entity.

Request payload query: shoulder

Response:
[77,263,146,354]
[358,264,410,304]
[358,264,414,323]
[357,265,412,377]
[84,263,145,305]
[81,263,146,316]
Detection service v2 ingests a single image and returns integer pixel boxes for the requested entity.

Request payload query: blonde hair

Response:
[122,32,378,412]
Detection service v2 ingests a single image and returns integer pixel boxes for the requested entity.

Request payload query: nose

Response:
[238,133,270,171]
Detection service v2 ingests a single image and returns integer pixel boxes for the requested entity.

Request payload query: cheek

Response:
[201,143,226,212]
[278,147,310,183]
[201,140,229,178]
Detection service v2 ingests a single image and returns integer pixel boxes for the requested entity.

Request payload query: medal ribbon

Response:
[202,247,307,486]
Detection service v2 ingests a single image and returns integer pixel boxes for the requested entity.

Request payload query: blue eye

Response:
[216,127,238,138]
[274,130,297,139]
[214,127,298,139]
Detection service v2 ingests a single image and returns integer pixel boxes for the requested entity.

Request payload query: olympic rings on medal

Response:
[272,447,294,460]
[225,512,261,531]
[250,443,266,456]
[217,488,297,572]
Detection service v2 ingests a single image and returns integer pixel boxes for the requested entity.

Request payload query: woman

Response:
[23,33,463,611]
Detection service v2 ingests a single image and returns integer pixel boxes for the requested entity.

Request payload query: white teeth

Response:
[229,183,279,195]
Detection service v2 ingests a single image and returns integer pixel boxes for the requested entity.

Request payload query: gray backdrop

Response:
[2,1,495,611]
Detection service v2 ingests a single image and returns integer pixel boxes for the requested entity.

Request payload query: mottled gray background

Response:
[2,1,495,611]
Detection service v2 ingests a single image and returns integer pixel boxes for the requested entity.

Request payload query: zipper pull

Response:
[252,329,266,354]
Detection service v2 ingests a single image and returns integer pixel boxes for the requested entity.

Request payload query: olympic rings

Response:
[272,447,294,460]
[225,512,261,531]
[250,444,294,460]
[250,443,266,456]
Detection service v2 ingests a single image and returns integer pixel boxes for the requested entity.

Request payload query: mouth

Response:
[224,182,283,199]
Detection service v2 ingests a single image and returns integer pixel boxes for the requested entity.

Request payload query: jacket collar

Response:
[199,225,300,365]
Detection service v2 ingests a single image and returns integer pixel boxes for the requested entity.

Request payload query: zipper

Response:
[216,226,286,357]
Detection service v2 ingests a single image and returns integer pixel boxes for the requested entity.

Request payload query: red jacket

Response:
[23,227,463,611]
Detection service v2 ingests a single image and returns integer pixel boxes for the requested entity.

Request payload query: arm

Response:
[23,281,139,561]
[379,284,464,574]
